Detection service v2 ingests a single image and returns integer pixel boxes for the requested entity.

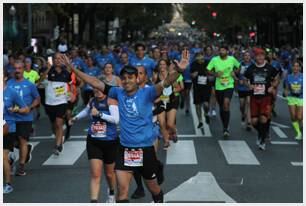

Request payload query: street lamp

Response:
[9,5,16,16]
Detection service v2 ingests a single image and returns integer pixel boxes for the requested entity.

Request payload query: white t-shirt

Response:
[45,81,69,105]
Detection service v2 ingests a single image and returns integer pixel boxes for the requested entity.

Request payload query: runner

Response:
[58,50,189,203]
[114,52,130,76]
[69,88,119,203]
[130,43,157,80]
[283,60,303,140]
[190,52,212,128]
[207,45,240,137]
[23,57,40,84]
[237,51,253,131]
[99,63,121,87]
[4,70,29,193]
[7,60,41,176]
[81,56,101,105]
[244,48,279,150]
[42,52,75,155]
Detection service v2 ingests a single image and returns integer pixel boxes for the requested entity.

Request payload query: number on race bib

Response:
[197,75,208,85]
[91,121,107,137]
[220,77,229,86]
[253,84,265,95]
[124,149,144,167]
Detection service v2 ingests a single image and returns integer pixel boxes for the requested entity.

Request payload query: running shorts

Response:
[16,121,32,141]
[45,104,68,122]
[287,96,303,107]
[193,86,212,104]
[250,95,272,118]
[4,133,16,150]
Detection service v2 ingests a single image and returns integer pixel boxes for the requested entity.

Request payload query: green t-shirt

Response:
[207,56,240,90]
[24,70,40,84]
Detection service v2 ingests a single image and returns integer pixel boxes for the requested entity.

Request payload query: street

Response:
[4,90,303,203]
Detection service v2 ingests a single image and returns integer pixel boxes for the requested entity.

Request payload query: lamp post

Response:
[27,4,32,46]
[9,5,17,49]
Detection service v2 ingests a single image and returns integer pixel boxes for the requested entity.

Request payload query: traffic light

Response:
[213,32,217,37]
[211,12,217,18]
[249,32,256,38]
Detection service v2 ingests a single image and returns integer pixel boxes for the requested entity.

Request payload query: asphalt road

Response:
[4,90,303,203]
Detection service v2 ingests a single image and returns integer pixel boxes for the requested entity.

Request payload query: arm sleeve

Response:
[101,105,119,124]
[75,105,90,120]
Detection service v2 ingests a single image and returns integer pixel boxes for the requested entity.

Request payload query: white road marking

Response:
[272,126,287,138]
[164,172,235,203]
[43,141,86,165]
[166,140,197,165]
[271,121,289,128]
[271,141,298,145]
[291,162,303,166]
[189,91,212,137]
[219,140,260,165]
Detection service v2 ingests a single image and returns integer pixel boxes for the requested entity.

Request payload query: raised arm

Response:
[58,54,106,93]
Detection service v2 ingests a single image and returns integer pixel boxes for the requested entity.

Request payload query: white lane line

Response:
[291,162,303,166]
[166,140,197,165]
[271,141,298,145]
[33,135,87,140]
[219,140,260,165]
[189,92,212,137]
[164,172,235,203]
[43,141,86,165]
[272,126,287,138]
[271,121,289,128]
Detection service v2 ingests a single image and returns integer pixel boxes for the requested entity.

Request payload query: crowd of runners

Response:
[3,39,303,202]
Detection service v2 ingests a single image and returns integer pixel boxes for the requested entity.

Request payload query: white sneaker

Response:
[106,195,115,203]
[212,110,217,117]
[295,134,302,141]
[3,184,13,194]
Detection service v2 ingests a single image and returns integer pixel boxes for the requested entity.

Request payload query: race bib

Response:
[291,83,301,94]
[124,148,143,167]
[160,95,170,102]
[54,85,65,97]
[253,84,265,95]
[163,86,173,96]
[91,121,107,137]
[220,77,229,86]
[197,75,208,85]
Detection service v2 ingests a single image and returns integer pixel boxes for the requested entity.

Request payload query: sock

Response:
[292,121,301,136]
[133,170,144,190]
[223,110,230,130]
[109,189,115,195]
[116,199,129,203]
[152,190,164,203]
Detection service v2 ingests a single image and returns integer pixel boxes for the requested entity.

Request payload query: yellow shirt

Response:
[23,70,40,84]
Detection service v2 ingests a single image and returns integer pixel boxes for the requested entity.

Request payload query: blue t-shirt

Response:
[114,63,130,76]
[7,79,40,121]
[95,53,111,69]
[169,50,180,60]
[72,57,87,71]
[4,86,27,133]
[5,64,15,73]
[237,61,253,91]
[87,97,117,140]
[130,56,157,79]
[83,66,101,91]
[108,86,157,148]
[285,73,303,98]
[108,53,121,66]
[271,60,283,73]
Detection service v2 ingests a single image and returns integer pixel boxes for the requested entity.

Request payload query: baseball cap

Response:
[120,65,138,76]
[254,48,265,56]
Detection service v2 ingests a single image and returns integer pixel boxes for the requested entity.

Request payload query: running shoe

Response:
[25,143,33,164]
[258,143,266,151]
[163,142,170,150]
[131,187,145,199]
[295,134,302,141]
[256,136,261,146]
[3,183,13,194]
[15,167,26,176]
[223,129,230,138]
[197,122,203,129]
[211,109,217,117]
[106,189,116,203]
[246,123,252,131]
[53,145,63,156]
[172,134,178,143]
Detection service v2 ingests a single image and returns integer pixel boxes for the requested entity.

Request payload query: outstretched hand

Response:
[58,54,73,72]
[173,50,190,71]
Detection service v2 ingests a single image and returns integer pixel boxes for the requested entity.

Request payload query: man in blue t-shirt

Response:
[71,49,87,71]
[114,52,130,76]
[59,50,190,203]
[95,45,111,70]
[7,60,40,176]
[130,43,157,80]
[3,70,29,194]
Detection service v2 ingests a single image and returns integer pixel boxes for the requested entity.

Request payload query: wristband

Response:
[99,112,103,119]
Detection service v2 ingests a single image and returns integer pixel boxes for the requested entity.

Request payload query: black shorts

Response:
[193,86,212,104]
[67,101,77,111]
[184,82,192,90]
[238,90,251,98]
[4,133,16,150]
[166,95,180,112]
[38,88,46,106]
[215,88,234,106]
[45,104,68,122]
[16,121,32,141]
[115,144,159,180]
[86,136,117,164]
